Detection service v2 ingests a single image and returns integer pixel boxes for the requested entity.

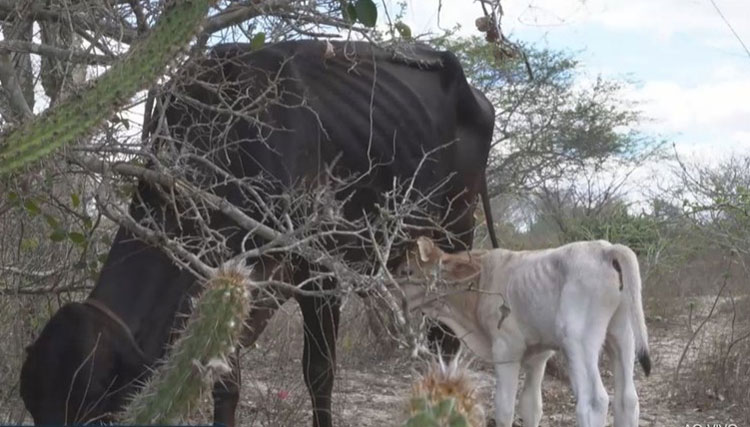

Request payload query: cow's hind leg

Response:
[297,281,340,427]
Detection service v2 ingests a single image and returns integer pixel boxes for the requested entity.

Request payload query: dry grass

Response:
[667,293,750,422]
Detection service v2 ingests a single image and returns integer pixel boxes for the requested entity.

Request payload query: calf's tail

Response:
[611,244,651,376]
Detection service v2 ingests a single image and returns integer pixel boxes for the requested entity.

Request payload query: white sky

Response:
[398,0,750,163]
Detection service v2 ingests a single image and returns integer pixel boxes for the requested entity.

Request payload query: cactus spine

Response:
[0,0,213,174]
[404,355,484,427]
[121,261,250,424]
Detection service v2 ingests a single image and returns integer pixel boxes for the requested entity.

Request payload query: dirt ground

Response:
[6,295,743,426]
[205,295,746,427]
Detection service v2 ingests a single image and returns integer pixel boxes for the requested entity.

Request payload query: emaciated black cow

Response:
[20,40,497,427]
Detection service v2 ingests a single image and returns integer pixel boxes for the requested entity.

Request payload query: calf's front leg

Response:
[491,337,524,427]
[518,351,553,427]
[493,361,520,427]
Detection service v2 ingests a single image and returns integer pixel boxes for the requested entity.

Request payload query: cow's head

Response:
[395,236,484,285]
[20,302,149,424]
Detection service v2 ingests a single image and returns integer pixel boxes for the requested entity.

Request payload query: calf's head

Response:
[396,236,484,287]
[20,302,149,424]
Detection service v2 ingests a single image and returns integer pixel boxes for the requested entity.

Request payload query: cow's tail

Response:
[480,172,499,249]
[611,244,651,376]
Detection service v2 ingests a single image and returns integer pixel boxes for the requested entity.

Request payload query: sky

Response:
[398,0,750,163]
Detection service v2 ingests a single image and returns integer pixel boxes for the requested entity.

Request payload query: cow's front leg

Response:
[298,286,340,427]
[212,298,284,426]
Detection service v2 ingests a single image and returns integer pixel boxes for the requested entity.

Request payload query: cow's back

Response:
[165,40,494,248]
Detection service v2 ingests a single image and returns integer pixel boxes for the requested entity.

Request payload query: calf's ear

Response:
[442,256,481,282]
[416,236,441,263]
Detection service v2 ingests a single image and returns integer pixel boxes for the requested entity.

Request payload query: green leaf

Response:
[395,21,412,39]
[43,214,59,229]
[355,0,377,27]
[71,193,81,208]
[49,229,67,242]
[23,199,41,216]
[20,238,38,251]
[250,32,266,51]
[69,232,87,245]
[8,191,19,203]
[342,1,357,23]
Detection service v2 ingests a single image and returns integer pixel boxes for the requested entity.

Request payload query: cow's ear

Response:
[416,236,441,263]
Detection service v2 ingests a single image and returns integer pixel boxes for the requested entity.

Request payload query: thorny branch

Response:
[0,0,499,359]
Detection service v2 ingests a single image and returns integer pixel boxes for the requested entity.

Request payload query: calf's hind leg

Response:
[607,306,639,427]
[562,325,610,427]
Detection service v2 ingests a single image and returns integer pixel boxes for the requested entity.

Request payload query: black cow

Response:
[20,40,497,427]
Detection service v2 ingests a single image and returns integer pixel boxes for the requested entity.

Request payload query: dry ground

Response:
[4,294,746,426]
[214,295,746,427]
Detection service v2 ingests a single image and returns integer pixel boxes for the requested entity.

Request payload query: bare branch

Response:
[196,0,295,45]
[0,52,33,121]
[0,40,114,65]
[0,0,138,44]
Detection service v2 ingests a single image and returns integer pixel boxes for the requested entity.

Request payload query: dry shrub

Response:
[671,293,750,423]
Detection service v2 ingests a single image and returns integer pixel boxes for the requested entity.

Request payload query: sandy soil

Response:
[226,296,745,427]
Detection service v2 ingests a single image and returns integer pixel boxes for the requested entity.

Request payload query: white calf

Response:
[397,237,650,427]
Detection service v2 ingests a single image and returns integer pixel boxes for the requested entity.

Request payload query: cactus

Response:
[121,260,251,424]
[0,0,214,174]
[404,354,484,427]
